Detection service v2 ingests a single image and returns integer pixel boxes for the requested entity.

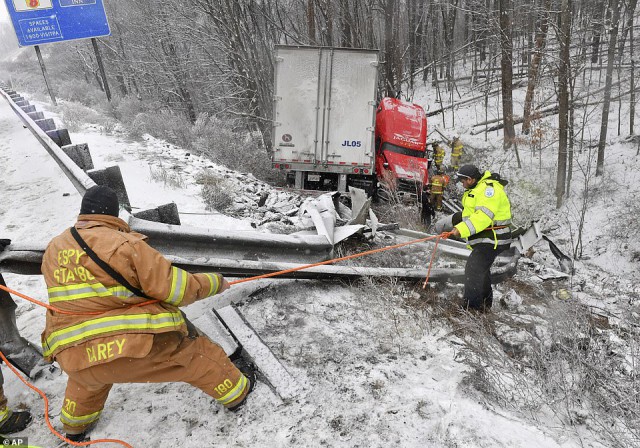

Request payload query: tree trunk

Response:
[307,0,316,44]
[384,0,396,96]
[339,0,352,47]
[499,0,516,148]
[596,0,621,176]
[522,0,550,135]
[591,2,604,64]
[556,0,571,208]
[631,19,636,135]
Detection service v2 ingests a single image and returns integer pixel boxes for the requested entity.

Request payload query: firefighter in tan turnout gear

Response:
[449,136,464,172]
[41,186,255,442]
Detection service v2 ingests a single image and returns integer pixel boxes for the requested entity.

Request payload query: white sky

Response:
[0,2,8,23]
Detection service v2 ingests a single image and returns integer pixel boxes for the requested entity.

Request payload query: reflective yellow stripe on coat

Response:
[47,282,133,303]
[166,266,188,305]
[42,312,184,357]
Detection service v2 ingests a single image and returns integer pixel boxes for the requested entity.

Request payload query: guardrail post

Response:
[133,203,181,225]
[34,118,56,132]
[45,129,72,147]
[27,111,44,121]
[61,143,94,171]
[87,165,131,209]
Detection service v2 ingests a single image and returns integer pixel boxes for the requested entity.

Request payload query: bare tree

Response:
[499,0,516,148]
[384,0,397,96]
[307,0,317,44]
[596,0,621,176]
[556,0,571,207]
[522,0,551,135]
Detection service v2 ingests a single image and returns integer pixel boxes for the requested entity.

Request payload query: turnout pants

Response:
[57,332,248,434]
[463,244,507,311]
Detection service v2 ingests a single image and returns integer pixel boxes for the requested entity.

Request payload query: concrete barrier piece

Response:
[20,105,36,113]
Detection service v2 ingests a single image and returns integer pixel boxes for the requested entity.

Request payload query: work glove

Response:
[434,214,454,234]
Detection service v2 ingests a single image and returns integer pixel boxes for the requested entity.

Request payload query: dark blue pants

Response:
[463,244,507,311]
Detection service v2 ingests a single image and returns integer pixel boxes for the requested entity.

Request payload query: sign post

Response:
[34,45,57,105]
[3,0,112,103]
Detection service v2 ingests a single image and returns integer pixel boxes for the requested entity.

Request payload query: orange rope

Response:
[228,233,446,286]
[0,284,103,316]
[423,231,454,288]
[0,349,133,448]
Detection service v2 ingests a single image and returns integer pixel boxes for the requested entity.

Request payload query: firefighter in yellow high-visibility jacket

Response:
[434,165,512,312]
[41,186,255,443]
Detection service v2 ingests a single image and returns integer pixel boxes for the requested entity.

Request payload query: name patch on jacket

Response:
[86,338,126,363]
[54,249,95,283]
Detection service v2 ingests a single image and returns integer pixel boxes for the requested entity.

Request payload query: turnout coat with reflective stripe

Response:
[454,171,512,248]
[41,214,223,363]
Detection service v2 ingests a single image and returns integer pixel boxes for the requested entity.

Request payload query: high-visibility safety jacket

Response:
[41,214,224,364]
[454,171,512,248]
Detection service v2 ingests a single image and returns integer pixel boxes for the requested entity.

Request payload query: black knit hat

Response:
[456,164,482,181]
[80,186,119,216]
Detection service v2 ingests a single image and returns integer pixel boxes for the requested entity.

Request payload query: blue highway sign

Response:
[4,0,110,47]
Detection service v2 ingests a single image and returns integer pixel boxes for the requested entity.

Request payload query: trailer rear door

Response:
[273,46,378,173]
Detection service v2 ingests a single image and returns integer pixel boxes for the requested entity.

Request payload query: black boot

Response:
[0,410,32,434]
[228,357,257,412]
[64,432,90,443]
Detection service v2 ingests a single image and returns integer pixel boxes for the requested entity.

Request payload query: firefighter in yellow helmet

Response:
[449,136,464,171]
[434,165,512,312]
[41,186,255,442]
[429,170,450,211]
[432,141,445,172]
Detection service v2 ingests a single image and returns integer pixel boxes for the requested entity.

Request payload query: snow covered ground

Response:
[0,74,638,448]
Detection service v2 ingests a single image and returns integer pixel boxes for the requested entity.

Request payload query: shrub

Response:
[59,102,116,132]
[198,173,234,212]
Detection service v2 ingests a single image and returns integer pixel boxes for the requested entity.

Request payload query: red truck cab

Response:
[374,97,429,199]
